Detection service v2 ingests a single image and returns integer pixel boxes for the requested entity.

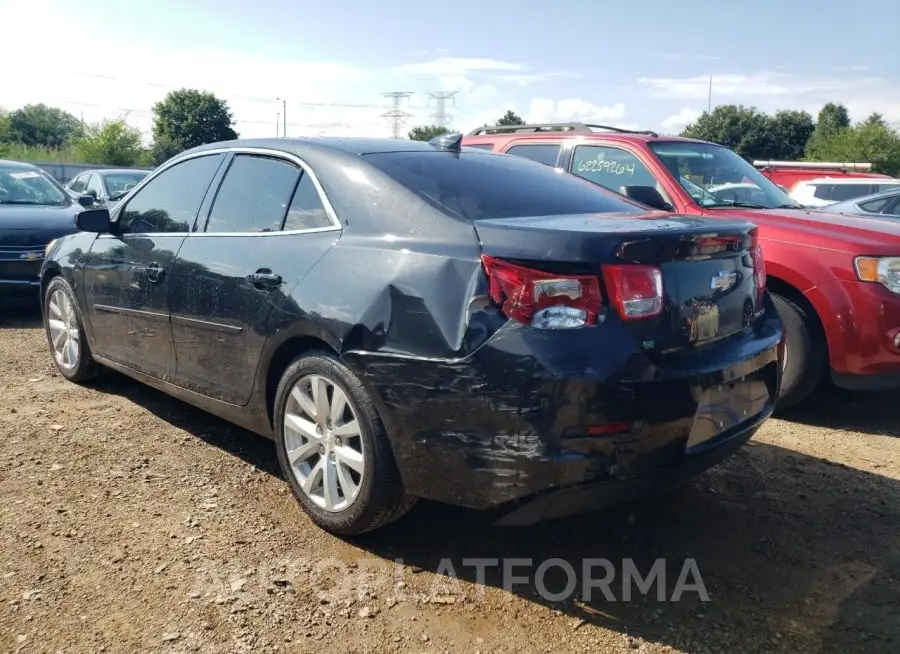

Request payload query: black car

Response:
[41,136,784,535]
[1,160,93,303]
[65,168,152,209]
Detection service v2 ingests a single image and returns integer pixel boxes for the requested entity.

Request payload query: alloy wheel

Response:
[47,289,80,370]
[283,374,365,512]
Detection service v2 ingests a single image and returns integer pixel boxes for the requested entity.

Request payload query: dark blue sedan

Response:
[1,160,92,303]
[40,136,784,535]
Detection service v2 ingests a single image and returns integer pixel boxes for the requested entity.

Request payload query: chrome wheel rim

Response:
[283,374,365,512]
[47,289,80,370]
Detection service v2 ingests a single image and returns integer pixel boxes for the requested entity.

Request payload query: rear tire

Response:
[43,276,102,383]
[273,351,416,535]
[771,293,827,411]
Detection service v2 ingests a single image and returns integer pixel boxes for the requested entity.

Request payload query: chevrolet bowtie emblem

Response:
[20,252,41,262]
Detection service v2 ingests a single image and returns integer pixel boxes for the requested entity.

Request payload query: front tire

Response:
[43,276,102,383]
[771,293,827,411]
[273,351,416,535]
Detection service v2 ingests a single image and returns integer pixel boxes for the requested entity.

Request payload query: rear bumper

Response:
[343,304,783,511]
[808,279,900,383]
[494,408,766,526]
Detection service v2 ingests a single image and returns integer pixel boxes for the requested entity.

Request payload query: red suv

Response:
[463,123,900,409]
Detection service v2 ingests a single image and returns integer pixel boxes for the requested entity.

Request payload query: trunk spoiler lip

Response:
[473,212,756,236]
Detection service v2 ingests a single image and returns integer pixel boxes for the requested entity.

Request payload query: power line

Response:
[381,92,414,139]
[428,91,458,129]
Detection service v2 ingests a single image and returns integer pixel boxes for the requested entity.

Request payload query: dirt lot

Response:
[1,307,898,654]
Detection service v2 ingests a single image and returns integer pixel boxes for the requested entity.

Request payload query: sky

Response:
[2,0,899,143]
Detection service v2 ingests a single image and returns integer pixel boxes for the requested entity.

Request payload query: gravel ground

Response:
[1,307,898,654]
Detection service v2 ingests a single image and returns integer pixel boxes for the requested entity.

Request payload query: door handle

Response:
[144,262,165,284]
[249,269,282,289]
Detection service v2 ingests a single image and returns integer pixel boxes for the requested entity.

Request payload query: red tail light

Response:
[481,255,602,329]
[601,264,664,321]
[749,228,766,302]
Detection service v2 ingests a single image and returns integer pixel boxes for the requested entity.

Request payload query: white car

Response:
[789,177,900,208]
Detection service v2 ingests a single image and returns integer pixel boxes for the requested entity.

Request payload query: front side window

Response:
[69,174,87,193]
[205,155,301,233]
[505,143,561,167]
[119,154,225,234]
[570,145,659,195]
[105,172,149,200]
[858,197,891,213]
[363,150,643,221]
[0,167,69,206]
[648,141,800,209]
[86,175,103,198]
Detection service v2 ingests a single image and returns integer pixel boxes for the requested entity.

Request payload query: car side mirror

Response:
[76,194,95,207]
[76,208,112,233]
[621,185,673,211]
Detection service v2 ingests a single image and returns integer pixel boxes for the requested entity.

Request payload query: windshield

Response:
[0,167,70,206]
[648,141,800,209]
[105,172,149,199]
[363,150,645,221]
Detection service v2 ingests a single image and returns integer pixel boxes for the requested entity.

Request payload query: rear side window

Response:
[570,146,658,194]
[464,144,494,151]
[363,151,641,221]
[205,155,300,233]
[283,173,333,230]
[816,183,875,202]
[858,197,891,213]
[504,143,561,167]
[119,154,225,234]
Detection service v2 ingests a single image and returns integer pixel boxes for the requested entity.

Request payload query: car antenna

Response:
[428,132,463,153]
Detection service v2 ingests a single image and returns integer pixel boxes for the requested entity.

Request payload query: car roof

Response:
[183,137,482,158]
[90,168,153,175]
[800,177,900,186]
[464,131,713,147]
[0,159,41,171]
[823,187,900,210]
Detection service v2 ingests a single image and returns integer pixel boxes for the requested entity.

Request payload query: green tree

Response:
[408,125,450,141]
[5,103,82,148]
[151,89,238,164]
[805,103,851,159]
[0,108,9,143]
[72,118,144,166]
[817,102,851,132]
[767,110,816,160]
[496,110,525,126]
[680,105,772,160]
[806,118,900,176]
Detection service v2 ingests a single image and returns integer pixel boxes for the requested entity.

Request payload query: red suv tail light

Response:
[749,228,766,302]
[481,255,602,329]
[601,264,664,321]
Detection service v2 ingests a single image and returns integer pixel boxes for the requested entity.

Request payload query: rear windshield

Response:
[362,150,643,220]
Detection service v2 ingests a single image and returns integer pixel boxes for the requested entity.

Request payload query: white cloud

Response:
[638,71,900,124]
[661,107,702,131]
[392,57,527,76]
[527,99,626,124]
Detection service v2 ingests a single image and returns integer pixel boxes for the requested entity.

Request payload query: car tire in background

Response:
[273,351,417,535]
[43,276,103,383]
[771,293,827,412]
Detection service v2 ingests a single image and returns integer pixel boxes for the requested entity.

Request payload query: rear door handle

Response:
[249,269,282,289]
[145,262,165,284]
